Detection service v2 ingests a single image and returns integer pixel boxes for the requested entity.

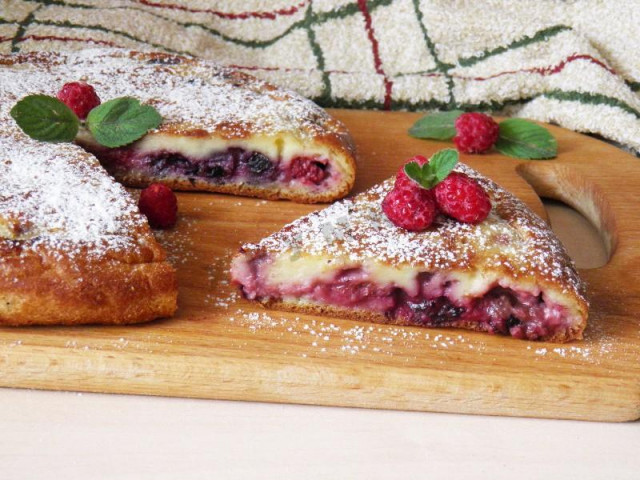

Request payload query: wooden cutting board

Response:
[0,110,638,422]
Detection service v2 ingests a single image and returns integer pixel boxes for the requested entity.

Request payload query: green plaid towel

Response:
[2,0,639,153]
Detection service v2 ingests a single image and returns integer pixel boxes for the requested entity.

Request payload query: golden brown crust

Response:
[0,260,177,326]
[0,214,177,326]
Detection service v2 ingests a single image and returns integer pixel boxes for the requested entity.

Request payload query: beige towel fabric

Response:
[1,0,639,153]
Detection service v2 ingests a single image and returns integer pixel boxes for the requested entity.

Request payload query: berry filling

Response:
[81,144,334,190]
[234,261,575,341]
[289,156,328,185]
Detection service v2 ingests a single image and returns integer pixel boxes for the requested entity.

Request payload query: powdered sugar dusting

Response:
[0,134,149,260]
[1,49,340,140]
[243,163,586,303]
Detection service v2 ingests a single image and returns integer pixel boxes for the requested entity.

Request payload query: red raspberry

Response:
[138,183,178,229]
[434,172,491,223]
[57,82,101,119]
[382,185,438,231]
[394,155,429,190]
[453,113,499,154]
[290,157,327,184]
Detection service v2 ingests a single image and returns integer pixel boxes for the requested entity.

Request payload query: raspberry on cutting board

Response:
[138,183,178,229]
[453,112,499,154]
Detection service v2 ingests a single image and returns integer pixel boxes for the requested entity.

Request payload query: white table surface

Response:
[0,387,637,480]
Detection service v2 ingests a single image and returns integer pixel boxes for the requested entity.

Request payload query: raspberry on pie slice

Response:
[7,49,356,204]
[231,163,588,342]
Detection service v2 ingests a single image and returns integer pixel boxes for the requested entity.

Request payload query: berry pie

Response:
[2,49,356,204]
[0,132,177,326]
[231,163,588,342]
[0,47,359,325]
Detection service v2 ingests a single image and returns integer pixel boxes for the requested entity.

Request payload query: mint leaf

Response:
[403,162,422,183]
[404,162,430,188]
[404,149,459,189]
[10,95,79,142]
[408,110,463,140]
[86,97,162,148]
[495,118,557,159]
[429,148,458,182]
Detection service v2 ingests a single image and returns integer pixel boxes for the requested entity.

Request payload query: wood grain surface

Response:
[0,110,638,422]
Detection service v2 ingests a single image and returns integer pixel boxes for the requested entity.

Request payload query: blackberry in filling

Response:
[246,152,272,174]
[236,151,277,182]
[150,152,197,176]
[198,151,237,179]
[401,296,466,325]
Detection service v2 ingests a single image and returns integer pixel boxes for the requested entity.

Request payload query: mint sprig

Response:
[404,149,458,189]
[494,118,557,159]
[10,93,162,148]
[408,111,557,159]
[408,110,463,140]
[10,95,79,143]
[86,97,162,148]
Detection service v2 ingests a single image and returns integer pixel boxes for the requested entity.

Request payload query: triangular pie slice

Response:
[0,131,177,326]
[2,49,356,204]
[231,163,588,342]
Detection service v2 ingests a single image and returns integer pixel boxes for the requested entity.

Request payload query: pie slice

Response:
[2,49,356,203]
[231,163,588,342]
[0,131,177,326]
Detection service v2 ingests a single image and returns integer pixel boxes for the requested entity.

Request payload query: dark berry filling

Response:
[389,285,561,339]
[236,263,573,341]
[246,152,272,174]
[80,144,333,189]
[150,152,198,176]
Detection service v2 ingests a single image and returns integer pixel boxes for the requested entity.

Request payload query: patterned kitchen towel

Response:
[2,0,639,153]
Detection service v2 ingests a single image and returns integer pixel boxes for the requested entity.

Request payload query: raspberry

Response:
[290,157,328,184]
[138,183,178,229]
[382,185,438,231]
[394,155,429,190]
[434,172,491,223]
[57,82,101,119]
[453,113,499,154]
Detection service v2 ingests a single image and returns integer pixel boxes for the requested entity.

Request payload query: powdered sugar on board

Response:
[222,305,619,365]
[204,256,612,365]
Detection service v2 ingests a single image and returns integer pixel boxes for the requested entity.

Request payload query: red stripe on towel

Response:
[136,0,309,20]
[357,0,393,109]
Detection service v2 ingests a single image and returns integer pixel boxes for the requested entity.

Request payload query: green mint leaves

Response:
[409,111,557,159]
[408,110,463,140]
[404,149,458,189]
[494,118,557,159]
[10,95,79,143]
[10,94,162,148]
[86,97,162,148]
